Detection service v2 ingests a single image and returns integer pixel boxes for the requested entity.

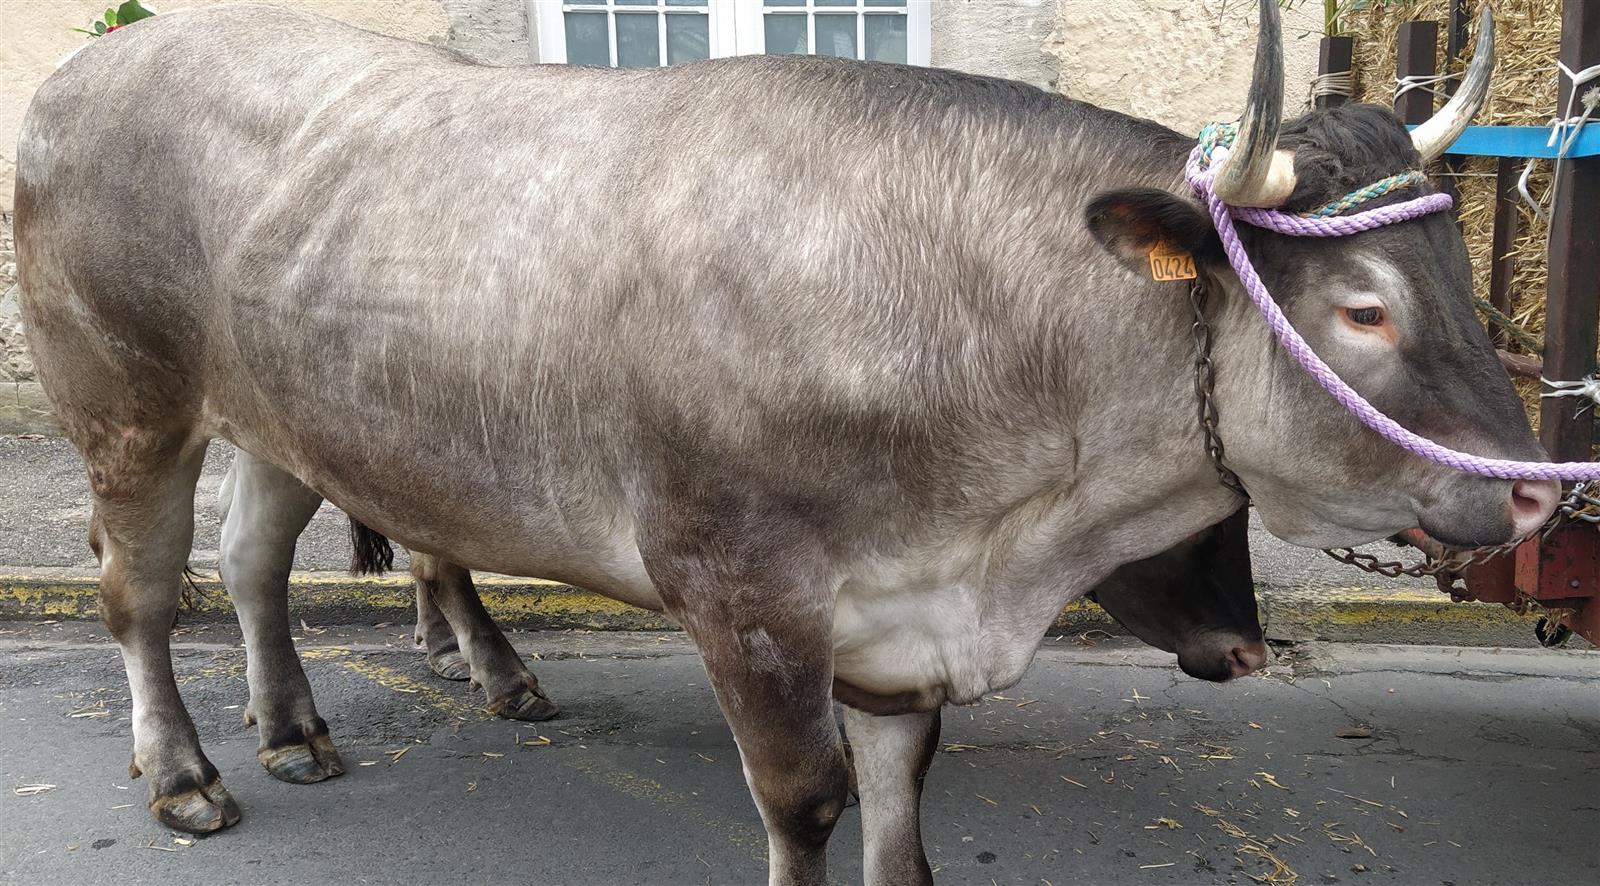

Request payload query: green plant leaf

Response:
[92,20,106,34]
[105,8,117,26]
[116,1,156,24]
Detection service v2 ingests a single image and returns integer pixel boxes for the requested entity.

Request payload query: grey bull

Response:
[16,0,1554,881]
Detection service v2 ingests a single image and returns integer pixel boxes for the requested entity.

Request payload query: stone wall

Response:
[932,0,1061,89]
[1047,0,1324,136]
[0,213,24,383]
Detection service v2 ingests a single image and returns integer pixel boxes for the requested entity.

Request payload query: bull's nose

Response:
[1510,478,1560,539]
[1228,642,1268,679]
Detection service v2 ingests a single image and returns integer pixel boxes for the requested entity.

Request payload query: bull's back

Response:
[17,4,1181,581]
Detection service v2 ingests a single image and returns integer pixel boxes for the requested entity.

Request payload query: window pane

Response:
[864,1,903,6]
[616,13,661,67]
[564,12,610,65]
[816,0,856,6]
[763,14,806,55]
[815,14,856,59]
[666,14,709,64]
[864,14,905,63]
[666,0,708,5]
[765,1,805,6]
[615,1,655,5]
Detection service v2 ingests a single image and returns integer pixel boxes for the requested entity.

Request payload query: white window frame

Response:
[530,1,736,66]
[733,1,929,64]
[529,0,929,66]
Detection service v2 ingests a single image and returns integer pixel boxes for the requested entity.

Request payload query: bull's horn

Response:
[1211,0,1297,208]
[1411,6,1494,164]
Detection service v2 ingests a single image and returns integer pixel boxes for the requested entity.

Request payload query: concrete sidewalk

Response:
[0,432,1570,647]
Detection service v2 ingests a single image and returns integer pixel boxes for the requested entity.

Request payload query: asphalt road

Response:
[0,433,1434,593]
[1,626,1596,885]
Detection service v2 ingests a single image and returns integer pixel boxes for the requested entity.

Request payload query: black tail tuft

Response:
[174,566,211,625]
[349,518,395,576]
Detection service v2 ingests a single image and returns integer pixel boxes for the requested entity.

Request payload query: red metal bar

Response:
[1445,0,1471,97]
[1486,157,1520,349]
[1462,1,1600,644]
[1442,2,1471,209]
[1538,0,1600,462]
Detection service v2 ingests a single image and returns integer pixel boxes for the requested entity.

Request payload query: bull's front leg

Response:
[644,537,849,886]
[841,707,941,886]
[217,452,344,784]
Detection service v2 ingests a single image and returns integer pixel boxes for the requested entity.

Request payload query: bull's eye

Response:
[1346,306,1385,327]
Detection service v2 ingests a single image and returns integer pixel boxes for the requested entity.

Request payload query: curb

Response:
[0,570,1570,648]
[0,381,55,436]
[1257,585,1552,647]
[0,570,1130,636]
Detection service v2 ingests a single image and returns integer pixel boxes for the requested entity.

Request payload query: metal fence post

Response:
[1394,21,1439,125]
[1316,35,1354,109]
[1486,158,1521,350]
[1538,0,1600,463]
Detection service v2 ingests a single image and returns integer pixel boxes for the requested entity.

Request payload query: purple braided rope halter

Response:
[1186,143,1600,482]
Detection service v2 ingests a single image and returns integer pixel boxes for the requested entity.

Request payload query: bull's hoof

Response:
[428,650,472,682]
[488,687,560,722]
[150,779,241,834]
[257,718,345,784]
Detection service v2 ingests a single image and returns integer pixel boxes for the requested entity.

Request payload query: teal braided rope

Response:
[1299,171,1429,219]
[1472,296,1543,353]
[1193,123,1427,219]
[1195,122,1237,165]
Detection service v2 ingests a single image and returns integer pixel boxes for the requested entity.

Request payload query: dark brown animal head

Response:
[1090,508,1265,682]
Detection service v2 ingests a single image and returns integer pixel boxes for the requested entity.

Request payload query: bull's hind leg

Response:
[841,707,941,886]
[412,565,471,681]
[644,534,849,886]
[217,451,344,783]
[84,435,240,833]
[411,554,559,721]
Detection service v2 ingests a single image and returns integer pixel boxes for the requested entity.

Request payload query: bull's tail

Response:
[349,517,395,576]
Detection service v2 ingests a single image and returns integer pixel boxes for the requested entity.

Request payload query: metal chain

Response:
[1320,482,1600,592]
[1189,280,1248,500]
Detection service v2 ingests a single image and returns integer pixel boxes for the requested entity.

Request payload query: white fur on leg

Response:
[842,706,940,886]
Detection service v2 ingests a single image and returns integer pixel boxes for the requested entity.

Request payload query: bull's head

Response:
[1087,1,1557,549]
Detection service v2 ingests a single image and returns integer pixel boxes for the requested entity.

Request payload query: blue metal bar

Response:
[1406,124,1600,159]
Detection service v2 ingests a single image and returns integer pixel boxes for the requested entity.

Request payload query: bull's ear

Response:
[1085,188,1221,274]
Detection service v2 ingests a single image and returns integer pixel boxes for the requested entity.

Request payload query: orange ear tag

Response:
[1147,243,1197,282]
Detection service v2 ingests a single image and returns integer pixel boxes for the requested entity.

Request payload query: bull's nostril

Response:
[1228,643,1267,678]
[1510,478,1560,538]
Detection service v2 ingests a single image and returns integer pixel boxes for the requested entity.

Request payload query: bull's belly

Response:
[206,408,667,609]
[209,405,1050,706]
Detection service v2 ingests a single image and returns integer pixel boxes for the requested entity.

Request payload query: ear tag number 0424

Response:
[1148,243,1196,282]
